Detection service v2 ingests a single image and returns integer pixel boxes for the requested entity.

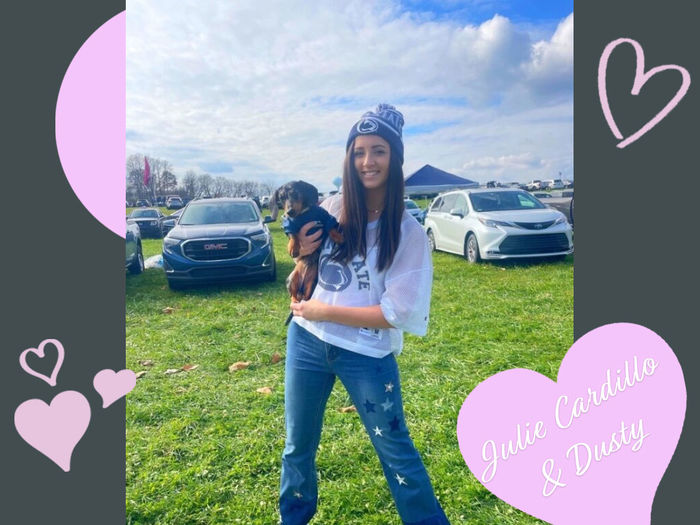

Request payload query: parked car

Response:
[260,195,271,208]
[542,179,566,190]
[135,199,152,207]
[161,208,184,236]
[127,207,167,237]
[126,219,144,274]
[403,198,424,223]
[162,198,276,289]
[525,180,543,191]
[532,192,552,199]
[166,195,184,209]
[423,188,573,263]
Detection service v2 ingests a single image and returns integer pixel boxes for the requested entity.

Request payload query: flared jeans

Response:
[279,322,450,525]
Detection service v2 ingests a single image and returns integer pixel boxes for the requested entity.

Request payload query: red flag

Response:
[143,157,151,186]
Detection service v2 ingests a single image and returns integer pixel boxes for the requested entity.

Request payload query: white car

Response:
[542,179,566,190]
[424,188,573,262]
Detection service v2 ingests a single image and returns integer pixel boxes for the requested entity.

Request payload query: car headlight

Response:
[553,216,568,225]
[163,237,182,254]
[250,231,270,249]
[478,218,516,228]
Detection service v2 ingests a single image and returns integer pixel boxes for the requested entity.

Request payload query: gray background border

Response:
[2,1,697,522]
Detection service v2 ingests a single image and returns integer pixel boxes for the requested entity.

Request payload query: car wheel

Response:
[427,229,436,252]
[267,258,277,282]
[464,233,481,263]
[128,243,145,274]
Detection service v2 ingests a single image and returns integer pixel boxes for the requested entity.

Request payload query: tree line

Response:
[126,154,275,203]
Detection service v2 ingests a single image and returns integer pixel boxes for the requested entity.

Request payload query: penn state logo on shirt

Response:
[356,117,379,134]
[318,253,352,292]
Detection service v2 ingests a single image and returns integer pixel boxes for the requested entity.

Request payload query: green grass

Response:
[126,219,572,524]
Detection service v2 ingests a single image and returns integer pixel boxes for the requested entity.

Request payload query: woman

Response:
[280,104,450,525]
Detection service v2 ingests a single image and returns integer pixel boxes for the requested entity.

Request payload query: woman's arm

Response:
[290,299,393,329]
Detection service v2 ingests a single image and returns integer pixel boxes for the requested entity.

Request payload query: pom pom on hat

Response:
[346,103,405,165]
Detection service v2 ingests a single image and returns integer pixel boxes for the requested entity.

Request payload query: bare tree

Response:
[180,170,198,200]
[196,173,213,198]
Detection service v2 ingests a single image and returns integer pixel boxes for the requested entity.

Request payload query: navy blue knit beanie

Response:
[346,103,405,165]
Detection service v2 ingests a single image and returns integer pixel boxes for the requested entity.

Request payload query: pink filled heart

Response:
[14,390,91,472]
[457,323,686,525]
[19,338,65,386]
[598,38,691,149]
[93,368,136,408]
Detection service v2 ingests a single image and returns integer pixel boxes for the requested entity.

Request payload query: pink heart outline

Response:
[598,37,691,149]
[93,368,136,408]
[19,338,65,387]
[14,390,91,472]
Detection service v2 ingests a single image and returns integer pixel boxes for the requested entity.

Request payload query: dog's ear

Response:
[270,187,282,221]
[297,181,319,207]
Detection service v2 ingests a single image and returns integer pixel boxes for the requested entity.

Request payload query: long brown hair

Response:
[331,138,404,272]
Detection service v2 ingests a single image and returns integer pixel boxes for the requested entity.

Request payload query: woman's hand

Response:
[290,300,394,329]
[290,299,327,321]
[296,222,323,257]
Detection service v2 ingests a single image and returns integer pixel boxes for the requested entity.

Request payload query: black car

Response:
[135,199,152,207]
[126,219,144,274]
[161,208,184,236]
[127,207,166,237]
[162,198,276,289]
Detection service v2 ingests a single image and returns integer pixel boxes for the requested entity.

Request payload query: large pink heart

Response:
[19,338,65,386]
[457,323,686,525]
[598,37,691,149]
[14,391,91,472]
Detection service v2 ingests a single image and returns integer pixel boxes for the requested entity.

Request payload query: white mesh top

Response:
[293,194,433,357]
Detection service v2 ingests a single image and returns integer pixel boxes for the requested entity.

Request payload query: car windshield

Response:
[404,200,418,209]
[469,191,546,212]
[179,202,259,225]
[131,209,158,218]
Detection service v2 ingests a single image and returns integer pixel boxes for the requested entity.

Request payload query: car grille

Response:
[499,234,570,255]
[513,220,556,230]
[182,238,250,261]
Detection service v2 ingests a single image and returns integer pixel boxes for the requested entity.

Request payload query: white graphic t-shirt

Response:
[293,195,433,357]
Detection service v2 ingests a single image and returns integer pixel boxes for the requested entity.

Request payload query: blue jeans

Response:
[280,322,450,525]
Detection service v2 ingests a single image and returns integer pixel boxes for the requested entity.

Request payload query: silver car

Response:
[424,188,573,263]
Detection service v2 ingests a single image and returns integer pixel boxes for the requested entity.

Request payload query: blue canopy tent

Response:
[404,164,479,196]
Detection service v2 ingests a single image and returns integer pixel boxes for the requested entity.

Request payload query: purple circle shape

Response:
[56,11,125,237]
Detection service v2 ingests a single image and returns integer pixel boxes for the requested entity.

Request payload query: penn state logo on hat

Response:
[357,117,379,134]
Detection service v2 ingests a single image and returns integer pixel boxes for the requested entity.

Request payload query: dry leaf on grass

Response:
[182,364,199,371]
[256,386,273,395]
[135,371,147,379]
[162,307,175,314]
[138,359,154,367]
[228,361,251,372]
[164,368,181,375]
[338,405,357,413]
[270,352,282,364]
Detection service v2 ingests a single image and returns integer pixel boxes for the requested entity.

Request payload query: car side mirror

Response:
[449,208,464,218]
[263,215,274,223]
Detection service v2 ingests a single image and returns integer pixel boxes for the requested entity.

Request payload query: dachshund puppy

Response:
[270,181,343,324]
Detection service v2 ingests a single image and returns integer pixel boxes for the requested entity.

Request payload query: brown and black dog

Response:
[270,181,344,323]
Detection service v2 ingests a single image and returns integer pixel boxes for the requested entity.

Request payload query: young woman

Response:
[280,104,450,525]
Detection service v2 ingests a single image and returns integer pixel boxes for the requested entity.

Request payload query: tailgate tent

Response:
[404,164,479,196]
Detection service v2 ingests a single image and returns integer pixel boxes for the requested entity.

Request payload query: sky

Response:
[126,0,573,192]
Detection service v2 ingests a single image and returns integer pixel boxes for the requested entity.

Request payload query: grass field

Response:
[126,213,572,524]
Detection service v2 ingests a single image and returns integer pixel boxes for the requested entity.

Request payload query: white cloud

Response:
[126,0,573,190]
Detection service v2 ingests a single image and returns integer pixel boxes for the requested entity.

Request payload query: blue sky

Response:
[127,0,573,191]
